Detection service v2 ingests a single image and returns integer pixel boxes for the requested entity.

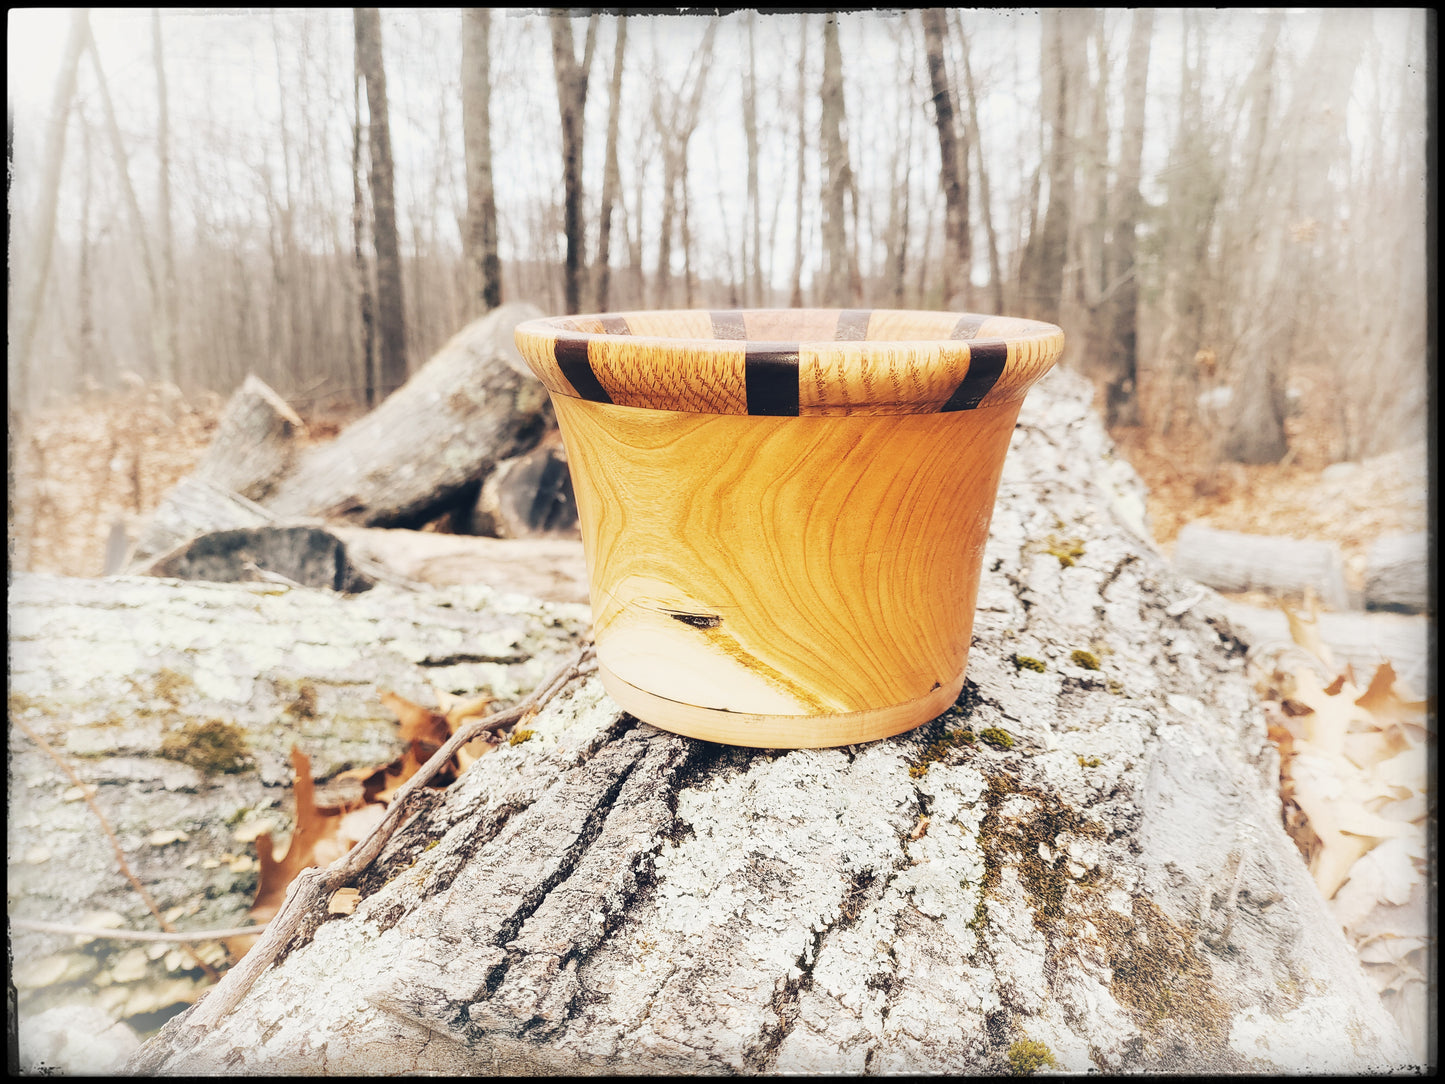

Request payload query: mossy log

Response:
[9,367,1412,1074]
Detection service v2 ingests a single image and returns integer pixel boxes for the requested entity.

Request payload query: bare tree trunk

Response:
[742,14,762,307]
[549,12,600,315]
[818,14,852,307]
[1102,9,1153,428]
[594,17,626,313]
[651,22,718,310]
[351,32,377,408]
[789,15,809,308]
[9,9,87,413]
[463,8,502,316]
[953,16,1003,314]
[152,10,182,388]
[1017,10,1076,324]
[921,9,970,309]
[76,103,100,391]
[355,8,407,396]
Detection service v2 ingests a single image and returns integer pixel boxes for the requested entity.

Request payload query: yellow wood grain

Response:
[798,341,970,416]
[588,338,748,414]
[552,394,1023,746]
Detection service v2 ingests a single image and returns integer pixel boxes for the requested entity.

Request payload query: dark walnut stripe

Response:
[939,339,1008,412]
[599,316,631,334]
[554,337,614,404]
[710,310,747,340]
[745,343,800,416]
[835,309,872,341]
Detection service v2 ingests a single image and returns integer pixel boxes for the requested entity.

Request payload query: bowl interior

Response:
[537,307,1057,346]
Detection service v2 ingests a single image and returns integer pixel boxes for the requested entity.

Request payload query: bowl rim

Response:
[513,307,1065,417]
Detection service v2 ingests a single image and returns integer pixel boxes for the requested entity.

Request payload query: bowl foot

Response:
[595,661,965,749]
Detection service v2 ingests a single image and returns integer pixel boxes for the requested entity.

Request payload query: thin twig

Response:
[182,641,595,1031]
[11,918,270,943]
[12,715,222,982]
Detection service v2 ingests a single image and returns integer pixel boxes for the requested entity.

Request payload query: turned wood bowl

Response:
[514,308,1065,749]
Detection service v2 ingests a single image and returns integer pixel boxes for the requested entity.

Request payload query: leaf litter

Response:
[225,686,504,961]
[1249,592,1432,1059]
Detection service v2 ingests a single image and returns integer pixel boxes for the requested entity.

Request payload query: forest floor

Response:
[8,370,1429,598]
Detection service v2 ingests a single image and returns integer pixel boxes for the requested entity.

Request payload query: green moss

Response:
[159,719,251,774]
[1044,536,1086,568]
[1077,756,1102,768]
[1008,1039,1058,1076]
[1011,654,1047,673]
[979,727,1014,750]
[1106,678,1126,696]
[969,894,989,932]
[508,728,535,747]
[909,727,976,777]
[1069,650,1101,671]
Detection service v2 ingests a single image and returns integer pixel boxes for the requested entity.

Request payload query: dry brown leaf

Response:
[1354,661,1429,726]
[1281,594,1333,670]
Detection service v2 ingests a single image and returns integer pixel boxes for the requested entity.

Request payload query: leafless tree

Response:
[463,9,502,316]
[9,9,87,412]
[355,8,407,395]
[921,9,970,309]
[594,16,627,313]
[818,14,857,307]
[549,11,600,314]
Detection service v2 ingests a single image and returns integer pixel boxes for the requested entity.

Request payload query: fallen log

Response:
[471,438,580,540]
[330,527,588,605]
[130,303,551,568]
[1172,522,1352,610]
[262,302,550,527]
[1217,599,1430,696]
[9,367,1413,1074]
[1364,531,1429,614]
[8,574,591,1061]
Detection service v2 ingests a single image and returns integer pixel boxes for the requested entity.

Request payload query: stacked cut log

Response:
[125,302,582,598]
[8,365,1415,1074]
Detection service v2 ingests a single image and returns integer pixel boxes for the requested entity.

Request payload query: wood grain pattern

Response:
[514,307,1064,418]
[516,308,1064,747]
[551,394,1023,747]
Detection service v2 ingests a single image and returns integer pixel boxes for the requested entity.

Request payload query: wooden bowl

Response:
[514,309,1065,748]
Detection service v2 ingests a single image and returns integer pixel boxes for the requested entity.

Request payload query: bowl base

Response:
[596,661,965,749]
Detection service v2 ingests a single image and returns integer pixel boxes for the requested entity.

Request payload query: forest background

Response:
[5,8,1433,584]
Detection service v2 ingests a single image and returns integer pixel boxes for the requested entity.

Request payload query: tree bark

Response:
[788,15,810,308]
[462,9,502,316]
[650,22,717,309]
[954,14,1002,314]
[742,14,762,308]
[9,10,87,413]
[1363,532,1429,614]
[1101,8,1153,428]
[260,303,550,526]
[9,572,590,1064]
[594,17,626,313]
[549,13,600,315]
[1017,10,1077,324]
[74,366,1414,1076]
[152,10,183,389]
[1172,522,1352,611]
[921,9,970,309]
[350,35,377,408]
[818,15,853,308]
[354,8,407,396]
